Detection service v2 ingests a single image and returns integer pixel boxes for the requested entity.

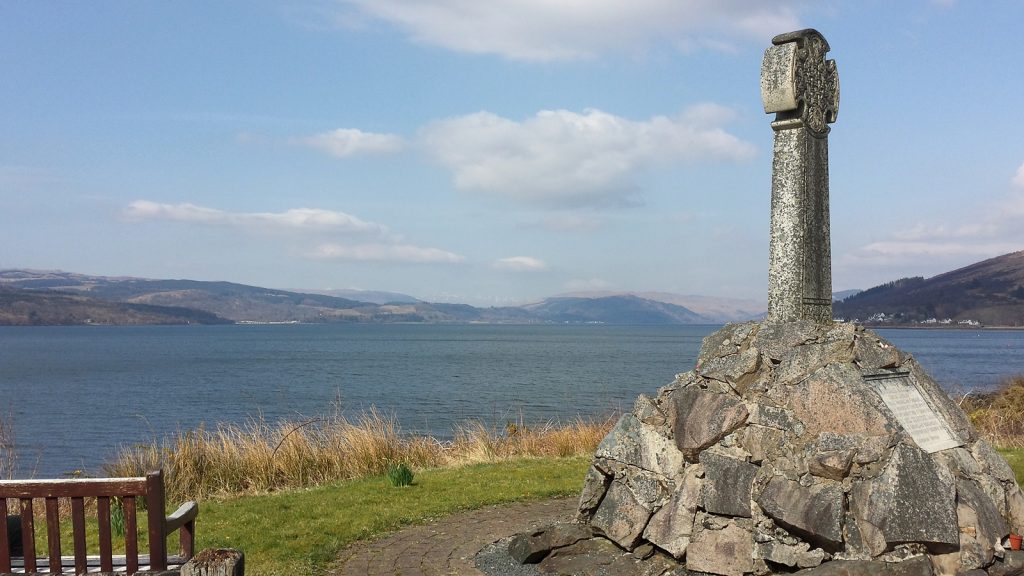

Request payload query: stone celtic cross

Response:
[761,29,839,324]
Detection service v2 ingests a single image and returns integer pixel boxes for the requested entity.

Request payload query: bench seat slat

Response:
[8,553,190,573]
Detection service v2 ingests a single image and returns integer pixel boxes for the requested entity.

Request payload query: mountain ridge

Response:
[0,270,722,326]
[833,250,1024,326]
[8,249,1024,327]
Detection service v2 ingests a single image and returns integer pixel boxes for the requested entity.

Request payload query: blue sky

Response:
[3,1,1023,305]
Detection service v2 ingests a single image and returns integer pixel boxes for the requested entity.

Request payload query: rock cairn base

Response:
[508,321,1024,576]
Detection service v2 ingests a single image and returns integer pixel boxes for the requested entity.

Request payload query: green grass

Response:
[998,448,1024,485]
[193,456,590,575]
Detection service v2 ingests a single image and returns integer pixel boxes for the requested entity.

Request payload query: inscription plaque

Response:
[865,372,961,453]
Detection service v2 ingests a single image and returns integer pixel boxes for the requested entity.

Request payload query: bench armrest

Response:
[165,501,199,534]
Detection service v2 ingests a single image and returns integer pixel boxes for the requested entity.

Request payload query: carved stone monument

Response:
[762,29,839,324]
[490,29,1024,576]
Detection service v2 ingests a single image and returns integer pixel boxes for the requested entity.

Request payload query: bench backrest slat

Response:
[147,471,167,571]
[0,498,9,573]
[1,476,147,498]
[98,495,114,572]
[45,496,61,574]
[71,496,87,574]
[20,498,36,573]
[125,495,139,574]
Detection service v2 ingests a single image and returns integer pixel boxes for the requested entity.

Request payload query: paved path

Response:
[332,497,577,576]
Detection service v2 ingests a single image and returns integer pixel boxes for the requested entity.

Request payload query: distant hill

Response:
[0,285,230,325]
[0,270,376,324]
[833,250,1024,326]
[556,291,765,323]
[832,289,862,302]
[1,269,749,326]
[524,295,710,324]
[302,288,420,305]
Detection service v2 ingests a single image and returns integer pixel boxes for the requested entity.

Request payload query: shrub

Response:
[386,462,414,487]
[962,375,1024,448]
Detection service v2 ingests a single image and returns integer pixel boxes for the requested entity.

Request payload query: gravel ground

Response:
[475,537,546,576]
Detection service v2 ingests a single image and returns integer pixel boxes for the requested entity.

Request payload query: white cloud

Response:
[889,222,1000,242]
[294,128,405,158]
[311,243,464,263]
[420,105,755,207]
[1013,162,1024,189]
[125,201,387,235]
[845,241,1023,262]
[493,256,548,272]
[335,0,802,61]
[125,201,463,264]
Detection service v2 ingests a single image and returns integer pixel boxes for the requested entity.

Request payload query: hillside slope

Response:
[557,291,765,323]
[524,295,710,324]
[0,286,230,325]
[834,250,1024,326]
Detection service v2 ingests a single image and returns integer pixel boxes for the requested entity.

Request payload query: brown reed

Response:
[103,409,617,502]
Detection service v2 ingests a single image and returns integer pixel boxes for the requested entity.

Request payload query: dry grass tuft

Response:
[962,375,1024,449]
[104,410,616,502]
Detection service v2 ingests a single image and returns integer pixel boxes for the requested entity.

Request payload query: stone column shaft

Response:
[768,127,832,323]
[761,29,839,324]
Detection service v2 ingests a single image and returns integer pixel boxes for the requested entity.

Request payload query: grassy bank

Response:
[197,457,590,574]
[17,457,590,576]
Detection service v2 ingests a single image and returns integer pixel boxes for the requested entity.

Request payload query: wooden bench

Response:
[0,470,197,574]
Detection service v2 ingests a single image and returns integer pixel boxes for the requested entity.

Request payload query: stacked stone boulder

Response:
[559,320,1024,575]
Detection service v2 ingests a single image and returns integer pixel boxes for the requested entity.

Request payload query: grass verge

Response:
[194,456,590,575]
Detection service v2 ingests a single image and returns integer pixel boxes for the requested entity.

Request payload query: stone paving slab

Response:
[331,497,577,576]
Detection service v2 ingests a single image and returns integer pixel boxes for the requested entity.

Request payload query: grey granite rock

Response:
[686,520,754,576]
[537,537,621,575]
[752,320,820,362]
[699,346,761,393]
[755,474,845,549]
[591,468,667,551]
[747,402,801,432]
[699,451,758,518]
[770,362,892,438]
[792,555,933,576]
[956,476,1007,568]
[987,551,1024,576]
[635,394,667,427]
[755,540,825,569]
[850,444,959,551]
[508,523,594,564]
[972,440,1017,484]
[740,424,787,464]
[643,465,702,559]
[596,413,685,482]
[577,465,610,520]
[669,387,748,461]
[853,334,902,371]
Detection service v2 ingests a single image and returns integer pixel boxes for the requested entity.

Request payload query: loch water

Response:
[2,323,1023,477]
